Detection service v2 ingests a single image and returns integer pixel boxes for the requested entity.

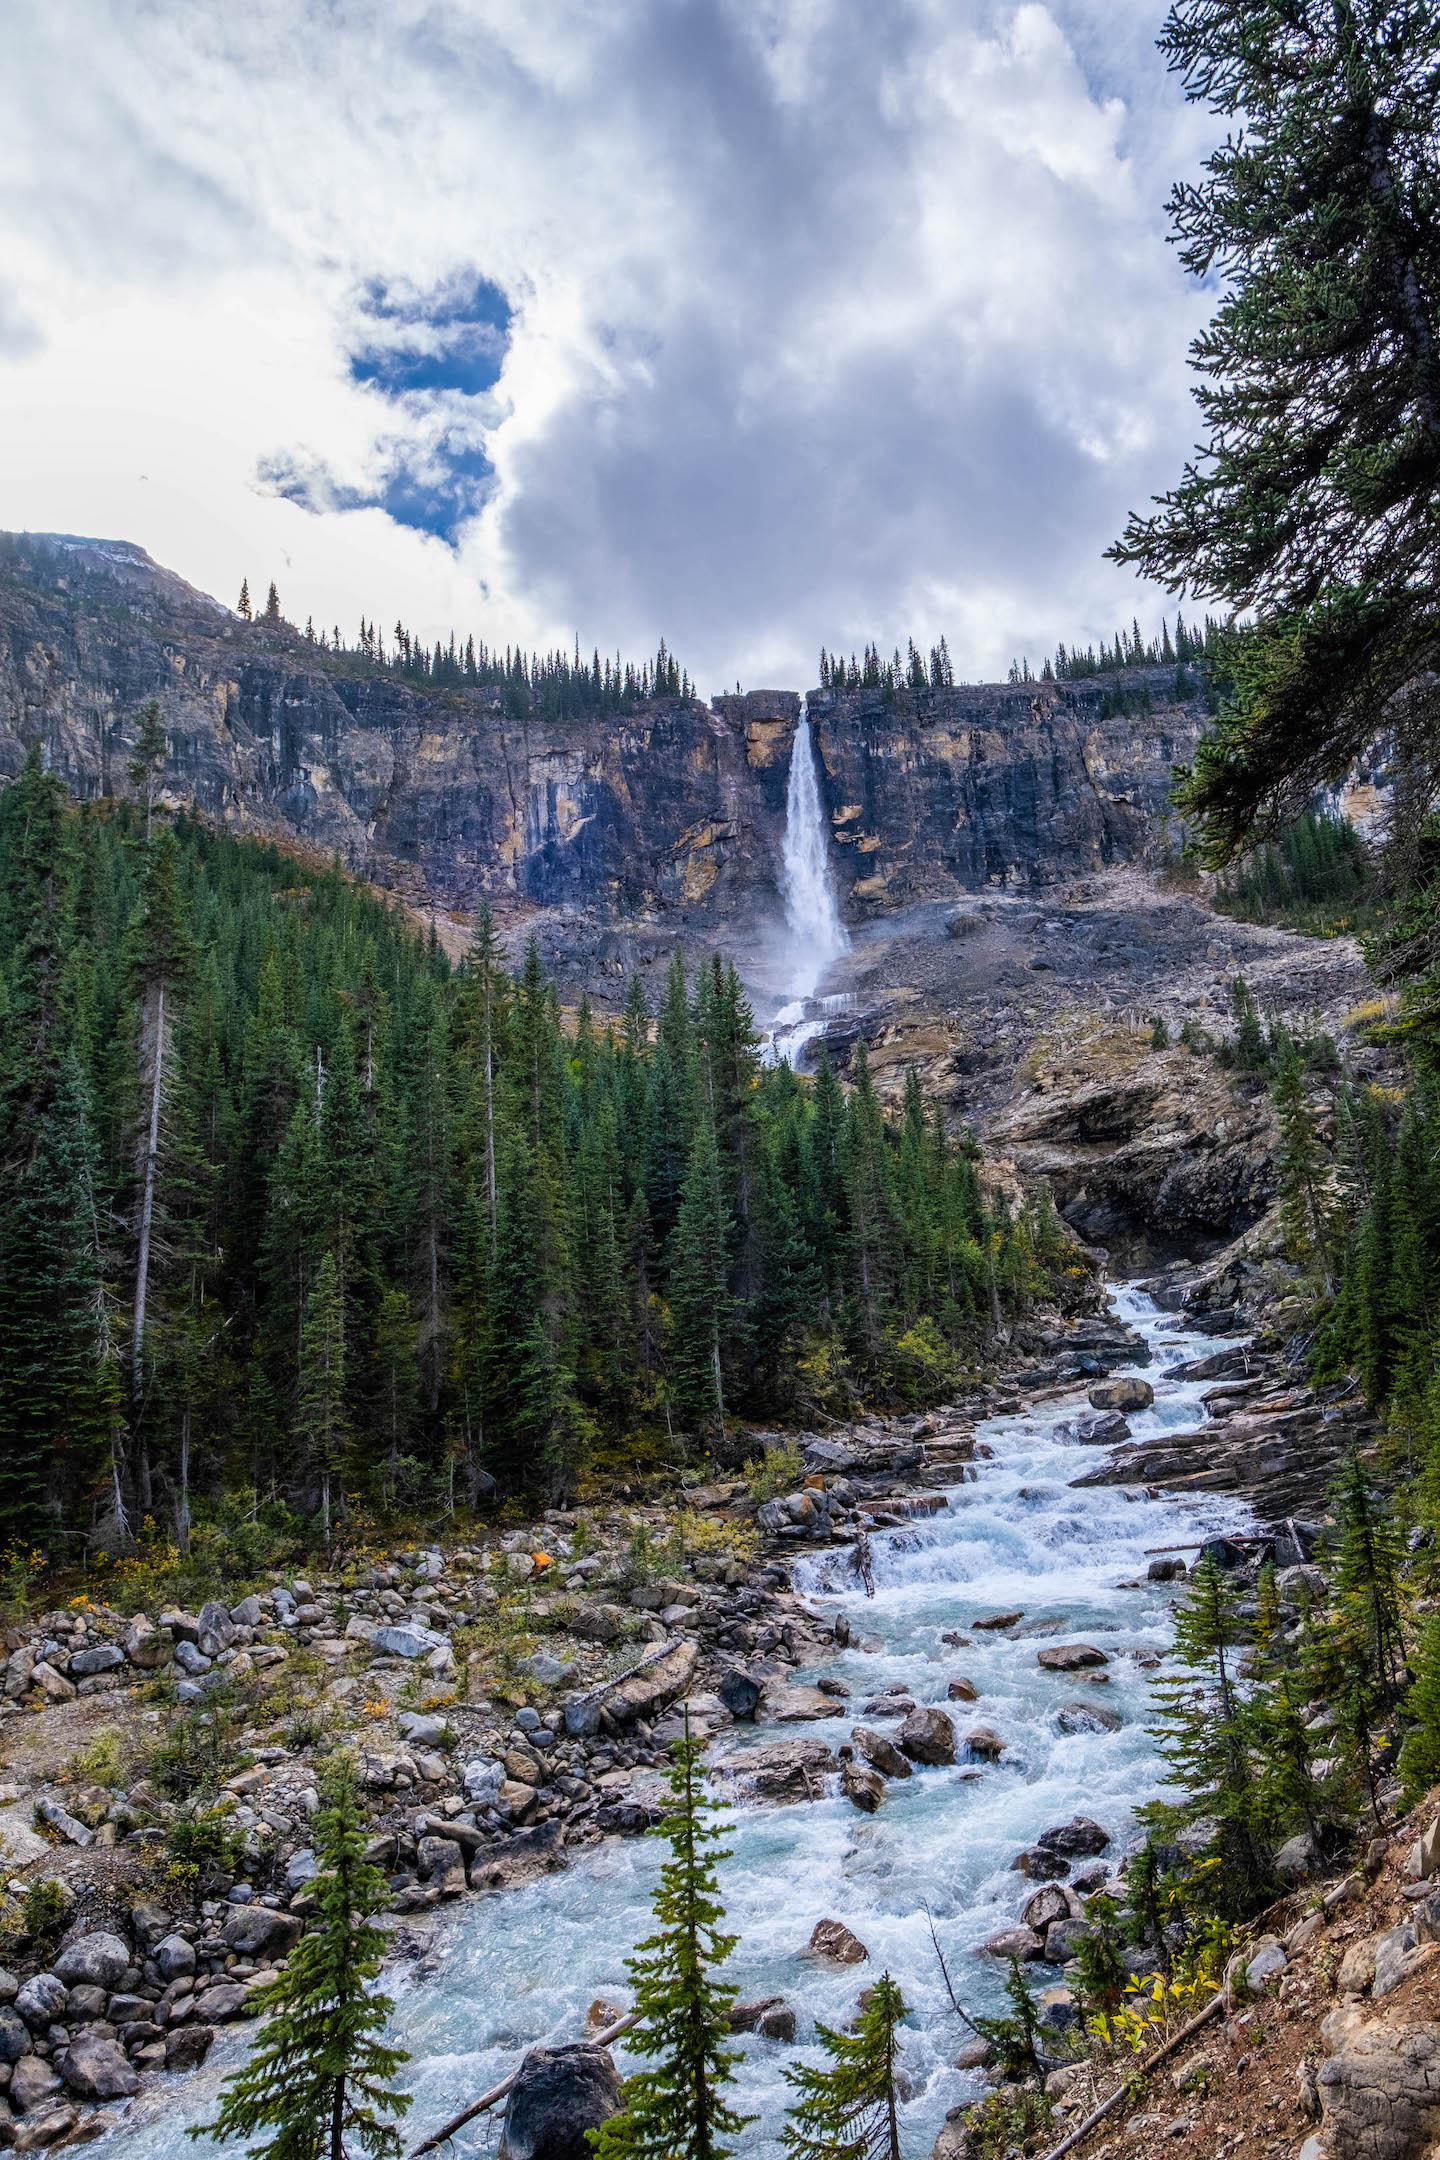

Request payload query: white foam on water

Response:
[102,1285,1252,2159]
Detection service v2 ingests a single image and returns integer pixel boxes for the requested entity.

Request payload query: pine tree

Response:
[297,1251,351,1541]
[781,1972,907,2160]
[1151,1557,1271,1906]
[237,578,252,619]
[667,1111,731,1436]
[191,1750,410,2160]
[1330,1449,1407,1702]
[1109,0,1440,859]
[265,580,282,622]
[1272,1040,1335,1284]
[1399,1611,1440,1807]
[591,1714,751,2160]
[126,699,167,845]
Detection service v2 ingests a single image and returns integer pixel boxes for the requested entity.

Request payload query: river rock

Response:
[731,1996,797,2041]
[1037,1643,1109,1672]
[714,1667,762,1720]
[945,1676,978,1702]
[972,1611,1024,1631]
[1043,1918,1093,1963]
[979,1926,1044,1962]
[1021,1884,1073,1932]
[154,1932,196,1982]
[807,1919,868,1965]
[10,2057,63,2114]
[1087,1378,1154,1411]
[1037,1815,1109,1856]
[496,2041,622,2160]
[60,2033,140,2101]
[165,2025,216,2072]
[962,1724,1006,1761]
[898,1707,955,1765]
[737,1739,838,1801]
[765,1686,845,1723]
[16,1976,67,2032]
[1011,1846,1069,1881]
[54,1933,129,1992]
[842,1761,885,1813]
[371,1624,448,1660]
[850,1728,912,1779]
[1056,1700,1122,1735]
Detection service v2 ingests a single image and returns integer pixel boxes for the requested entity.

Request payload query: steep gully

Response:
[104,732,1269,2160]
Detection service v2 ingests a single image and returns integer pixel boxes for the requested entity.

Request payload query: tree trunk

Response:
[177,1406,191,1556]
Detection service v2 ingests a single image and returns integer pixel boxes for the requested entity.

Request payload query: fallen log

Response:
[1037,1990,1224,2160]
[410,2011,642,2155]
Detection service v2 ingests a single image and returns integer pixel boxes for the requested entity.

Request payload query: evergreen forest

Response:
[0,750,1083,1560]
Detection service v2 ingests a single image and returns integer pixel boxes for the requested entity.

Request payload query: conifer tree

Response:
[265,579,282,622]
[127,699,167,845]
[298,1250,351,1541]
[192,1750,410,2160]
[1330,1449,1407,1702]
[1399,1611,1440,1807]
[668,1110,731,1436]
[1151,1557,1270,1905]
[781,1972,907,2160]
[591,1714,750,2160]
[237,577,252,619]
[1272,1040,1335,1284]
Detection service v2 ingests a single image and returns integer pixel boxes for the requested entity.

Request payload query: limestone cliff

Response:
[0,534,1207,927]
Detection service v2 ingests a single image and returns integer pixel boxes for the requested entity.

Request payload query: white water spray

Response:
[765,700,850,1065]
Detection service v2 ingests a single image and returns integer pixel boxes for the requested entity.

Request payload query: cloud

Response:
[0,0,1219,691]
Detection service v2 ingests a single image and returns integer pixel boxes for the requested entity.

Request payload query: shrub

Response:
[745,1441,805,1504]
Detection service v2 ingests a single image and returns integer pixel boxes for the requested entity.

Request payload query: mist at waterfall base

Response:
[109,1288,1253,2160]
[759,703,852,1069]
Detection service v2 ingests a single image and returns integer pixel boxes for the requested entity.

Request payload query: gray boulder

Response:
[229,1595,264,1627]
[15,1975,67,2032]
[371,1624,447,1659]
[54,1932,130,1992]
[9,2056,62,2113]
[165,2025,216,2072]
[850,1727,912,1780]
[220,1906,303,1958]
[154,1933,196,1981]
[1087,1377,1154,1411]
[60,2033,140,2101]
[497,2043,621,2160]
[842,1761,885,1812]
[0,2008,32,2063]
[68,1645,124,1678]
[1037,1815,1109,1857]
[715,1667,762,1721]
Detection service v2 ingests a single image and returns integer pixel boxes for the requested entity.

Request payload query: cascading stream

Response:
[107,1286,1256,2160]
[764,700,850,1068]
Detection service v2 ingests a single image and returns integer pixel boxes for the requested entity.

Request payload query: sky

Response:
[0,0,1221,697]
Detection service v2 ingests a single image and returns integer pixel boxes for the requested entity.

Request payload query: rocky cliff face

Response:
[0,535,1207,932]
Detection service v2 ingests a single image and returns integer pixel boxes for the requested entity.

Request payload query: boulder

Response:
[121,1615,164,1668]
[68,1645,124,1678]
[842,1761,885,1813]
[945,1677,978,1703]
[173,1640,212,1676]
[154,1933,196,1982]
[1056,1700,1122,1735]
[10,2058,63,2114]
[54,1934,130,1992]
[1063,1409,1131,1444]
[1337,1938,1378,1998]
[470,1821,566,1893]
[1372,1922,1430,2000]
[1036,1644,1109,1672]
[764,1686,845,1724]
[980,1926,1045,1962]
[714,1667,762,1721]
[60,2034,139,2101]
[1087,1378,1154,1412]
[595,1802,653,1836]
[604,1640,698,1726]
[29,1664,76,1704]
[962,1724,1006,1761]
[1010,1846,1069,1881]
[738,1739,838,1802]
[1275,1831,1320,1884]
[850,1728,912,1780]
[972,1611,1024,1631]
[807,1919,868,1965]
[1022,1885,1073,1932]
[0,2009,32,2063]
[1037,1816,1109,1857]
[229,1595,264,1627]
[165,2025,215,2072]
[898,1707,955,1766]
[193,1982,249,2022]
[1043,1918,1093,1963]
[370,1624,448,1660]
[497,2044,622,2160]
[730,1995,797,2039]
[220,1906,303,1959]
[15,1976,67,2033]
[1315,2017,1440,2159]
[1147,1558,1187,1582]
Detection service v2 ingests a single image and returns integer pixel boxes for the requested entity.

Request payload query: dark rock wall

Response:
[1,536,1205,924]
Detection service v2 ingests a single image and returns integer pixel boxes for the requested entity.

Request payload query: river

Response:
[106,1282,1253,2160]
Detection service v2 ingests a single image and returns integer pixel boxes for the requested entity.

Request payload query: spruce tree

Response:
[192,1751,410,2160]
[1271,1041,1335,1284]
[781,1973,907,2160]
[297,1250,351,1541]
[1110,0,1440,859]
[126,699,167,845]
[591,1714,751,2160]
[1151,1558,1270,1906]
[237,577,252,619]
[1399,1610,1440,1806]
[668,1111,732,1437]
[1330,1448,1407,1701]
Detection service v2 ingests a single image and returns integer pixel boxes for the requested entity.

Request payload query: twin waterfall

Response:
[765,700,851,1066]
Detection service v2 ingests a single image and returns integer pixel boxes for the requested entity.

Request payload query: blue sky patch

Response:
[349,272,512,399]
[259,433,495,545]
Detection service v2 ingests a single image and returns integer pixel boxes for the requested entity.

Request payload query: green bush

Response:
[745,1440,805,1503]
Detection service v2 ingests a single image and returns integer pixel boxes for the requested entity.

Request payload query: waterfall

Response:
[780,700,849,1001]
